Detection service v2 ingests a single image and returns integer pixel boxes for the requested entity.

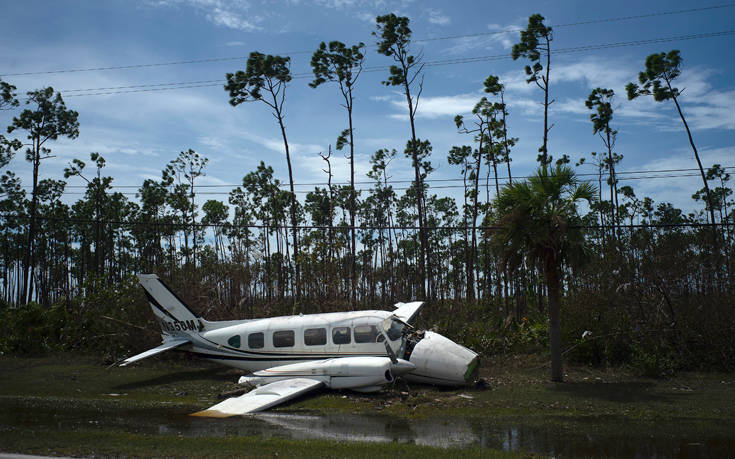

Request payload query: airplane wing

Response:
[393,301,424,324]
[119,337,190,366]
[190,378,324,417]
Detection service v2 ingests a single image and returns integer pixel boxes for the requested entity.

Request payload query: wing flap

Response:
[191,378,324,417]
[393,301,424,324]
[120,338,190,366]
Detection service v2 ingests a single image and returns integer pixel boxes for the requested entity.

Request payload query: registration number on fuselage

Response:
[157,317,198,333]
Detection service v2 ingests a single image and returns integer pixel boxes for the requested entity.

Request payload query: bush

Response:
[0,275,157,360]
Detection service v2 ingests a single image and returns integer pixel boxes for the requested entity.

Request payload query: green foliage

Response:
[483,74,503,95]
[492,165,596,269]
[0,276,153,359]
[0,78,20,167]
[3,86,78,169]
[511,14,552,165]
[626,50,682,102]
[225,52,291,105]
[202,199,228,226]
[585,88,616,136]
[373,14,417,87]
[335,128,350,151]
[0,78,18,109]
[511,14,552,85]
[631,344,677,378]
[8,87,79,146]
[0,302,73,354]
[309,41,365,89]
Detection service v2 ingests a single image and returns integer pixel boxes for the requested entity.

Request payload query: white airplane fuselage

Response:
[182,310,401,373]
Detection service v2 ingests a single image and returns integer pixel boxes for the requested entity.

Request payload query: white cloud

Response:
[486,23,520,49]
[508,97,542,117]
[442,36,490,55]
[553,97,589,116]
[388,93,479,119]
[427,9,450,26]
[441,22,519,55]
[312,0,357,7]
[631,146,735,213]
[680,89,735,131]
[503,56,735,132]
[236,131,323,159]
[295,149,373,185]
[612,66,734,131]
[149,0,262,31]
[499,68,537,94]
[355,11,376,23]
[369,95,393,102]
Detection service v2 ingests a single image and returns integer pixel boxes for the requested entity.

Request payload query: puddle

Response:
[2,397,733,457]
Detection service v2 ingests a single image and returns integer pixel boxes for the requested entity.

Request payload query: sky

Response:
[1,0,734,219]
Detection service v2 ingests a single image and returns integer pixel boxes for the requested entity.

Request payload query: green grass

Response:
[1,353,734,457]
[0,429,519,458]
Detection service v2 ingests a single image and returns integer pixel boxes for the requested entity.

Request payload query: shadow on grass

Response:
[114,366,232,391]
[551,381,690,403]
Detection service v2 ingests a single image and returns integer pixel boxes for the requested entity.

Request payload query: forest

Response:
[0,14,733,379]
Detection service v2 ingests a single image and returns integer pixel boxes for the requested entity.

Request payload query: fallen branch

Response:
[101,315,156,334]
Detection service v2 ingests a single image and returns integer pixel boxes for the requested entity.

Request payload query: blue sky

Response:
[1,0,733,217]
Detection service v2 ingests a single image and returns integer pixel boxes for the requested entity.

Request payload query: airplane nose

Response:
[404,331,479,386]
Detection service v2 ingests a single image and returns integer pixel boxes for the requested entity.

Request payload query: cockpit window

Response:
[332,327,351,345]
[382,317,405,341]
[227,335,241,348]
[354,325,379,343]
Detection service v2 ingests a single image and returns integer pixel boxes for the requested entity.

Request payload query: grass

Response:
[1,430,513,458]
[1,352,735,457]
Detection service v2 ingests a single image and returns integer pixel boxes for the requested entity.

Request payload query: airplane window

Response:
[332,327,351,345]
[304,328,326,346]
[273,330,295,347]
[354,325,379,343]
[248,332,264,349]
[227,335,241,348]
[386,319,405,341]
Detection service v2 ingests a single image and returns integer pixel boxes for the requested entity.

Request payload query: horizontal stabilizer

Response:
[120,338,190,366]
[393,301,424,324]
[191,378,323,417]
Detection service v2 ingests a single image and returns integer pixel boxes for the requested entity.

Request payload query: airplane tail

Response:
[137,274,203,337]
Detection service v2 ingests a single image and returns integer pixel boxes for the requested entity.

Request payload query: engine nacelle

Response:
[238,356,415,391]
[404,331,479,386]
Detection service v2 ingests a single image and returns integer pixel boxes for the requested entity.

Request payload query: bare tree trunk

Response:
[271,92,300,306]
[545,257,563,382]
[403,78,430,300]
[670,91,716,232]
[541,36,551,167]
[23,146,40,304]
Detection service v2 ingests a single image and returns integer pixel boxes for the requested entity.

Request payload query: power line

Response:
[3,3,733,78]
[62,79,223,93]
[56,30,735,97]
[25,166,734,191]
[550,4,735,28]
[0,213,732,230]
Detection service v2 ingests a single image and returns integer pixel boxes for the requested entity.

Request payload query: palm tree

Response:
[492,165,595,382]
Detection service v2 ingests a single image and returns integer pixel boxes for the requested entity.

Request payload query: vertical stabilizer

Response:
[138,274,202,336]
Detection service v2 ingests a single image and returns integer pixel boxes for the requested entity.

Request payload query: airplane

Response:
[121,274,479,417]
